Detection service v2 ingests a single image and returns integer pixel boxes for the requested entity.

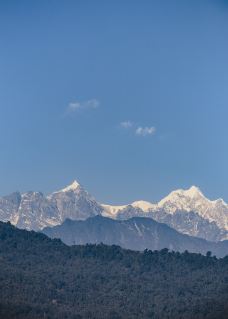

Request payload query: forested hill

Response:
[0,221,228,319]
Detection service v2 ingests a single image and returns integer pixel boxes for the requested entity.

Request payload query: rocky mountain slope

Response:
[0,180,228,241]
[102,186,228,241]
[0,181,103,231]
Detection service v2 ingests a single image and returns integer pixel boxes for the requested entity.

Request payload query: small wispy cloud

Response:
[67,99,100,113]
[135,126,156,137]
[120,121,133,129]
[120,121,156,137]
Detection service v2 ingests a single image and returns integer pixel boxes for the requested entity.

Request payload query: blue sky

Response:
[0,0,228,203]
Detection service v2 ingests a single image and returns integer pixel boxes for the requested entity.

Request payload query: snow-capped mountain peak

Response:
[1,181,228,241]
[101,204,128,216]
[55,180,81,193]
[184,185,204,198]
[157,186,206,212]
[102,185,228,234]
[102,186,210,217]
[161,185,204,201]
[131,200,155,212]
[214,198,227,206]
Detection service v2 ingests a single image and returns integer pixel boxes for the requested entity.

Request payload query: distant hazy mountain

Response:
[1,180,228,241]
[42,215,228,257]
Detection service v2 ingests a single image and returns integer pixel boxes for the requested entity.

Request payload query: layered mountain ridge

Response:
[0,180,228,241]
[43,215,228,257]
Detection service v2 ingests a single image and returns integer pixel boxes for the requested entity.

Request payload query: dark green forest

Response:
[0,221,228,319]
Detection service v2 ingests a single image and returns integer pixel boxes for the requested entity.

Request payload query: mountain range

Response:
[0,181,102,231]
[0,180,228,241]
[43,215,228,257]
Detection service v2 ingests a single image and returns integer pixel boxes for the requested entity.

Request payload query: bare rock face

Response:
[0,182,228,242]
[102,186,228,241]
[0,181,103,231]
[48,182,103,224]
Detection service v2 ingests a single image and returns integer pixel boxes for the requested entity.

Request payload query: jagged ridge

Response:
[0,181,228,241]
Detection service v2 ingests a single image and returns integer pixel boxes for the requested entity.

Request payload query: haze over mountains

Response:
[0,180,228,242]
[43,215,228,257]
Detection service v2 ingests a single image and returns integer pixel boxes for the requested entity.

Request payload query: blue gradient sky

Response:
[0,0,228,203]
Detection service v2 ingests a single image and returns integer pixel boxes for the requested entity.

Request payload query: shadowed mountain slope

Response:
[43,215,228,257]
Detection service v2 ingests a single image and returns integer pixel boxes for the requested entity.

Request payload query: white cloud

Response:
[135,126,156,136]
[120,121,156,137]
[68,102,81,111]
[120,121,133,128]
[67,99,100,112]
